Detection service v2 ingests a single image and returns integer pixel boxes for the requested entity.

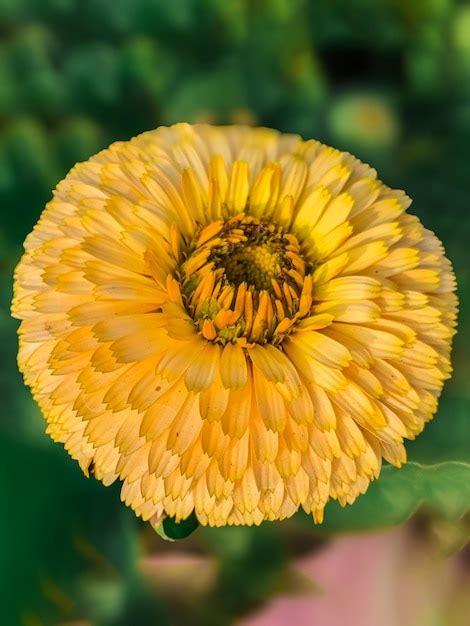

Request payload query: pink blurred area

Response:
[237,527,469,626]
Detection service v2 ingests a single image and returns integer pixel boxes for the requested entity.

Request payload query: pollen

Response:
[224,243,279,291]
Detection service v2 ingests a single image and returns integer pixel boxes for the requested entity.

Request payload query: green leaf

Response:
[301,461,470,534]
[406,393,470,464]
[153,512,200,541]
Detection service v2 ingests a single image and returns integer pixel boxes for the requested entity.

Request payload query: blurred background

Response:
[1,1,469,624]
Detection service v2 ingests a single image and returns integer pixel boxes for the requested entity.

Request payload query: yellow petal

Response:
[185,343,221,391]
[252,365,286,432]
[314,276,381,302]
[226,160,249,214]
[289,330,351,369]
[219,342,247,389]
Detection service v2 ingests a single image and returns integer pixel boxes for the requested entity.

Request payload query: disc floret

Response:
[181,213,313,344]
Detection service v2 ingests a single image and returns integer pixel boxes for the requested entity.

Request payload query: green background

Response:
[0,1,469,624]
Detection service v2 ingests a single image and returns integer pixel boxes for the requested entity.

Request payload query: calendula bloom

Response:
[12,124,457,526]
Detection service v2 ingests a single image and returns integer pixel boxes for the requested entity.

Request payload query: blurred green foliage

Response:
[1,1,469,625]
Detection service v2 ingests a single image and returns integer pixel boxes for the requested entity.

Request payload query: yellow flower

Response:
[12,124,458,526]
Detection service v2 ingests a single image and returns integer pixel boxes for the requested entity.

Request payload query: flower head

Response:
[12,124,457,526]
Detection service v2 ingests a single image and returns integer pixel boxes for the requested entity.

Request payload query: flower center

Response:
[180,213,314,344]
[223,243,279,292]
